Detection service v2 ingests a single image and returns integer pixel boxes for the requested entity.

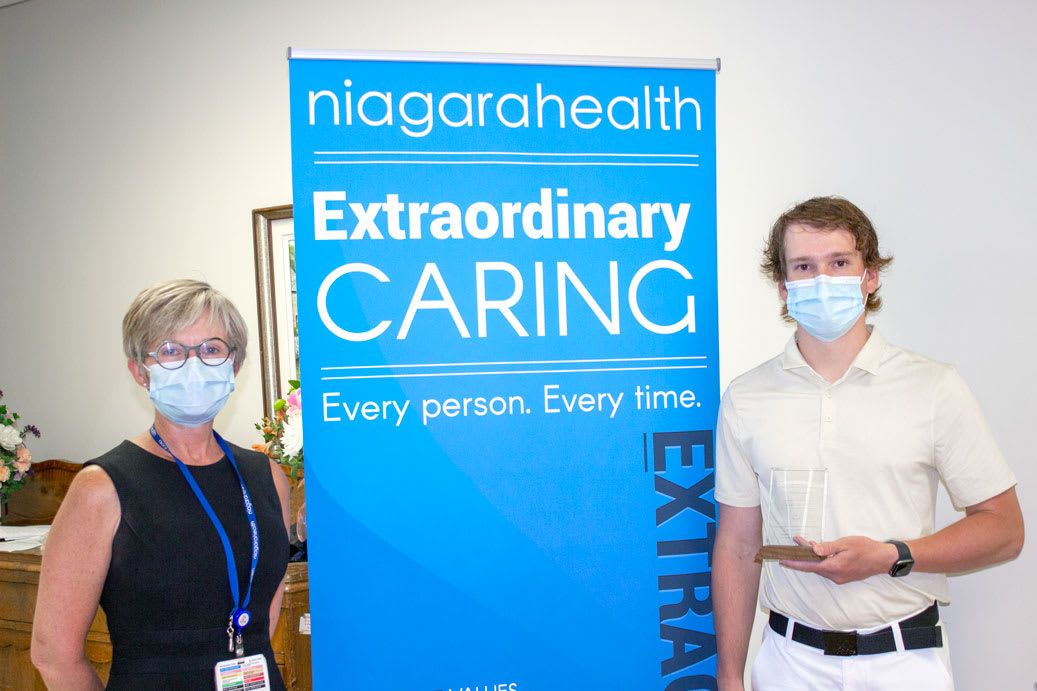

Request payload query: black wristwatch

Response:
[886,540,914,577]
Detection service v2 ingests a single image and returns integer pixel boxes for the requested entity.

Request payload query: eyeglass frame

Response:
[144,337,238,370]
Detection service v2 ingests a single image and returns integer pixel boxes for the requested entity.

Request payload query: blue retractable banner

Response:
[288,50,720,691]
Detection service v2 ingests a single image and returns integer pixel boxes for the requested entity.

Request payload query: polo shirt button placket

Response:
[820,389,834,440]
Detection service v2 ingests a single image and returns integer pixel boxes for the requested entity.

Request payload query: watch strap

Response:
[885,539,913,577]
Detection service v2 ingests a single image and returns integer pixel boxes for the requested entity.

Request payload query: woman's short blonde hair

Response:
[122,279,248,369]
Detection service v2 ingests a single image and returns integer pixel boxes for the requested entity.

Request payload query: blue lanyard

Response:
[150,425,259,654]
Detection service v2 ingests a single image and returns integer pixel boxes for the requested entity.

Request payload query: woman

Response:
[32,280,290,690]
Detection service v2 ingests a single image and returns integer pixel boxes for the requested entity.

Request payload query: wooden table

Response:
[0,549,311,690]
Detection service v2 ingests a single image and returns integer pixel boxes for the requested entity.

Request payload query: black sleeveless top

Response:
[87,440,289,690]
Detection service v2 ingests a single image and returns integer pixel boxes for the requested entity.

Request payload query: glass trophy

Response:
[755,468,828,562]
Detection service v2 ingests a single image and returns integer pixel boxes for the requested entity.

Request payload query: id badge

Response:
[214,653,272,691]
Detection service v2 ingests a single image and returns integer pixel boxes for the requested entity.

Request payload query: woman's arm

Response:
[31,465,120,690]
[267,459,291,638]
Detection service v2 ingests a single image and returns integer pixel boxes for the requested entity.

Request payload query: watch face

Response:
[890,560,914,577]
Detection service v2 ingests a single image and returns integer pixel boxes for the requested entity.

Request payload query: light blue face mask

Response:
[148,357,235,427]
[784,273,867,342]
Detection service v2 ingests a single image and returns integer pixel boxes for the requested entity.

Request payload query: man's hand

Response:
[780,536,897,584]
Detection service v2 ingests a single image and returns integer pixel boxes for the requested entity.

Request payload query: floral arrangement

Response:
[254,380,303,484]
[0,389,41,506]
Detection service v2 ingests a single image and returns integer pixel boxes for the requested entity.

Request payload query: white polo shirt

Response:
[715,327,1016,630]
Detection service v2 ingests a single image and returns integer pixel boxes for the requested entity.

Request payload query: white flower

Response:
[0,425,22,452]
[281,412,303,459]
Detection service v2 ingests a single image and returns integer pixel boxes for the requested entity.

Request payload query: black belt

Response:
[769,602,943,656]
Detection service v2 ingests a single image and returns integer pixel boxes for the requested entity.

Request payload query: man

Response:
[711,197,1023,690]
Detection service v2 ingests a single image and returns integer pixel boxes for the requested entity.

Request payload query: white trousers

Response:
[750,616,954,691]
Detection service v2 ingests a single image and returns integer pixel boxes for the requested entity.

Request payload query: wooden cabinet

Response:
[272,562,313,691]
[0,548,111,691]
[0,551,311,690]
[0,460,82,527]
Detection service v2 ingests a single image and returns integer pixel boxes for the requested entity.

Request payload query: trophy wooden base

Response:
[754,545,825,563]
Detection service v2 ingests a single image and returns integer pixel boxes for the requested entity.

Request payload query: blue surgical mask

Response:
[785,273,867,342]
[148,358,235,427]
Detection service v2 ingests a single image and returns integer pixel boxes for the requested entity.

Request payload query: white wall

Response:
[1,1,1033,688]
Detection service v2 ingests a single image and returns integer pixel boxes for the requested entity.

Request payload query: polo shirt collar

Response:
[781,325,886,375]
[852,326,885,375]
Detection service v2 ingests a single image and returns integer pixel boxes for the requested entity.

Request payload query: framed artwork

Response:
[252,204,297,418]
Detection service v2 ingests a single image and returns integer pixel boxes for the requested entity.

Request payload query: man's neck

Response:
[795,318,870,383]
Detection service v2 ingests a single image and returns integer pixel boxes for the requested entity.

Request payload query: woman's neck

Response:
[144,416,223,466]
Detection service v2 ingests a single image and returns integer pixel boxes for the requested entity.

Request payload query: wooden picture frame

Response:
[252,204,296,418]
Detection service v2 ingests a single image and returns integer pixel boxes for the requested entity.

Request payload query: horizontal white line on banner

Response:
[313,151,699,158]
[321,355,708,371]
[314,160,698,167]
[287,48,721,73]
[321,364,708,381]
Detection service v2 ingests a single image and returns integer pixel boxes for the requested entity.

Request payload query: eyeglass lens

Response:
[153,338,233,368]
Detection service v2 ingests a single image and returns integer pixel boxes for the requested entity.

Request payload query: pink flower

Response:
[14,445,31,471]
[286,388,302,414]
[0,465,10,483]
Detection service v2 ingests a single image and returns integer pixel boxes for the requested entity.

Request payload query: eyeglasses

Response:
[146,338,236,370]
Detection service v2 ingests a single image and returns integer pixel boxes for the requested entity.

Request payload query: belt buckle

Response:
[823,631,858,656]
